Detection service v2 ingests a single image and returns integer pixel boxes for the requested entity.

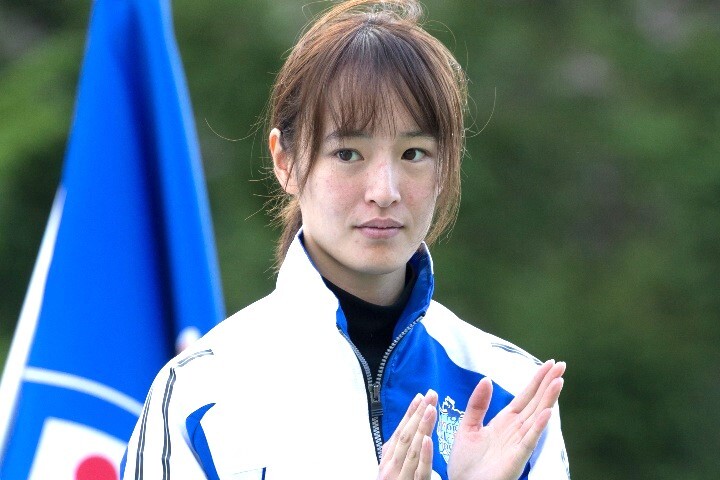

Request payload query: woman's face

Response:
[274,99,439,304]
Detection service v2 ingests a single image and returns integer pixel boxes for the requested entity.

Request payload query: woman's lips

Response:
[356,219,403,239]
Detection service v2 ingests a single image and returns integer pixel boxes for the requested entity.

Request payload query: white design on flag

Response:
[23,367,143,416]
[437,396,464,463]
[175,326,202,353]
[0,189,65,460]
[28,417,124,480]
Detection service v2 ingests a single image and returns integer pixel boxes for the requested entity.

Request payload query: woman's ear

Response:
[269,128,299,195]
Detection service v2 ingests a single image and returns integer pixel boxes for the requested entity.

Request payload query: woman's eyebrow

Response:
[401,131,435,139]
[323,130,370,142]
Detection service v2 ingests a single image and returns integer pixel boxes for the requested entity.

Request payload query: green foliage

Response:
[1,1,718,478]
[0,30,84,334]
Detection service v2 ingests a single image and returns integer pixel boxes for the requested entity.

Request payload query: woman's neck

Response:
[323,267,406,306]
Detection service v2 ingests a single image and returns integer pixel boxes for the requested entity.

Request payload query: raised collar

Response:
[275,230,435,334]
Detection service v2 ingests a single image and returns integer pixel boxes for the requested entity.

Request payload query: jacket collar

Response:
[397,244,434,335]
[275,230,435,333]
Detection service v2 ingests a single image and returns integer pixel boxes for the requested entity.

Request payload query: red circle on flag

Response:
[75,455,118,480]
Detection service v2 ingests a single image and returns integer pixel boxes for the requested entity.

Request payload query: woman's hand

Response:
[448,360,566,480]
[377,390,438,480]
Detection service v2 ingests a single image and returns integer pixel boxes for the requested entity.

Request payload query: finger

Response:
[508,359,554,414]
[382,393,424,465]
[459,377,492,431]
[415,436,433,480]
[518,377,564,441]
[424,388,439,408]
[383,393,423,456]
[417,403,438,438]
[519,407,553,455]
[390,396,434,471]
[398,406,436,478]
[537,374,564,411]
[520,362,565,422]
[400,403,436,457]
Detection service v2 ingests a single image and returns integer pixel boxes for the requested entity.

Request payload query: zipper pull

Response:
[370,382,383,417]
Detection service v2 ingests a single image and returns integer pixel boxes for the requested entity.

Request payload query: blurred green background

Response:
[1,1,718,478]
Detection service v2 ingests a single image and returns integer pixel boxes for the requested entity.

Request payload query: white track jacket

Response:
[121,234,570,480]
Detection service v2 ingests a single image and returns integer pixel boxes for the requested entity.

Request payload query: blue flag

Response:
[0,1,225,478]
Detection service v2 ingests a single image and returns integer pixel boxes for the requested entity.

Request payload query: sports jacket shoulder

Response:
[121,234,570,480]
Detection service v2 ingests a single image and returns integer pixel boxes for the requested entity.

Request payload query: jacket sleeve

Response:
[528,403,571,479]
[121,363,211,480]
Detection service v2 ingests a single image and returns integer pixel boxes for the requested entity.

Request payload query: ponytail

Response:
[274,197,302,268]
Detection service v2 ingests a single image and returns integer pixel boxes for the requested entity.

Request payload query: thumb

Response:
[459,377,492,432]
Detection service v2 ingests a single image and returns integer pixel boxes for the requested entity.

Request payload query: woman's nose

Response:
[365,158,401,208]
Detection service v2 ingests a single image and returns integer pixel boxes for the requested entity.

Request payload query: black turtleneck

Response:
[323,265,417,379]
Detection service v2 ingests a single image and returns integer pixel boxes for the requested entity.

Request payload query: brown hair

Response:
[269,0,467,265]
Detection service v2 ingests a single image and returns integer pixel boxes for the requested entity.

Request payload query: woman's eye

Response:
[336,149,360,162]
[401,148,426,161]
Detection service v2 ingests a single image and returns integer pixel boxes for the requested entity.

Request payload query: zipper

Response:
[338,315,424,462]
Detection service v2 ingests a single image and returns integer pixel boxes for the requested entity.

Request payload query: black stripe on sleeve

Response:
[490,342,542,365]
[135,349,212,480]
[177,348,214,367]
[161,368,177,480]
[135,388,153,480]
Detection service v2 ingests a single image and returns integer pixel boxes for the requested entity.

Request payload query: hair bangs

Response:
[323,24,441,140]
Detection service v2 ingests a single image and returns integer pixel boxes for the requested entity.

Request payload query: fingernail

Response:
[424,388,437,399]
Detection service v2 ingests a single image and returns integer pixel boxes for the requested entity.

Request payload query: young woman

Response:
[122,1,569,479]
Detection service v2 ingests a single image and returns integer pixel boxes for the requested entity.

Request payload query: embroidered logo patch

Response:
[436,396,464,463]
